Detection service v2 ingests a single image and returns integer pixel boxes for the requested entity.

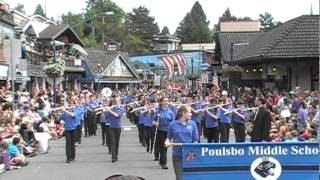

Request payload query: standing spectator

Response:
[251,97,271,142]
[297,101,308,131]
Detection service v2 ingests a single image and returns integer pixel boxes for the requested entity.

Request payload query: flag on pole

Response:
[211,73,220,97]
[58,83,63,93]
[32,79,39,98]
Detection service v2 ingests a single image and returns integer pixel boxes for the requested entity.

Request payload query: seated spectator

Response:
[0,141,11,171]
[8,137,28,167]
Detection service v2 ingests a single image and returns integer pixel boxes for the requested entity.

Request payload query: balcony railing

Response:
[26,51,82,67]
[0,10,14,24]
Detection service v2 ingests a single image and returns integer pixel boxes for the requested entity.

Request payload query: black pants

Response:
[65,130,76,161]
[101,123,111,153]
[145,126,155,152]
[84,113,89,137]
[201,120,207,138]
[232,121,246,142]
[219,122,230,142]
[75,123,83,143]
[155,130,167,165]
[196,122,201,143]
[109,128,121,161]
[138,124,146,146]
[206,127,219,143]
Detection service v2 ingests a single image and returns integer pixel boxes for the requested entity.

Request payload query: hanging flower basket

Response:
[43,56,65,78]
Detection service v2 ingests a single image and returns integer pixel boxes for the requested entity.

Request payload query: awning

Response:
[73,44,88,56]
[99,80,142,84]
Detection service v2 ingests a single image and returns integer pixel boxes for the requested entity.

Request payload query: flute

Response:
[196,103,229,112]
[50,106,75,112]
[224,107,246,115]
[130,103,157,113]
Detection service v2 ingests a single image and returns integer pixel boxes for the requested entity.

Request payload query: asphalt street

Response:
[2,118,175,180]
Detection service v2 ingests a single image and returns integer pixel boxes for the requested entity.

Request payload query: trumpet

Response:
[140,105,159,114]
[126,101,142,106]
[94,104,124,112]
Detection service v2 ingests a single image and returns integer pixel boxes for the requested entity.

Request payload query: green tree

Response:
[161,26,170,35]
[61,12,85,38]
[14,3,25,14]
[259,12,281,30]
[125,6,160,53]
[175,1,212,43]
[33,4,45,17]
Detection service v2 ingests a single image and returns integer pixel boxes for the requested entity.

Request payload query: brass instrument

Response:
[224,107,246,115]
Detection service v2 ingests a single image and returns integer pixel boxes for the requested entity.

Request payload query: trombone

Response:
[50,106,75,112]
[130,103,157,113]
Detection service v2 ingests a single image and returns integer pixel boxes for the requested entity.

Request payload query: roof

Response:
[85,50,141,82]
[218,31,262,62]
[38,24,84,46]
[23,21,49,38]
[218,15,319,63]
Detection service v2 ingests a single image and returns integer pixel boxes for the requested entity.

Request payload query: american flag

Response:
[211,73,220,97]
[160,54,187,79]
[40,79,46,94]
[73,80,79,93]
[5,80,10,91]
[31,79,39,98]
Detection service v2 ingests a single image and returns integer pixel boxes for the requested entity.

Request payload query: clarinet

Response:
[152,113,160,154]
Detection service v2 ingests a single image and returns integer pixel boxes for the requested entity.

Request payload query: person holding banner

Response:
[165,105,199,180]
[251,97,271,142]
[152,97,175,169]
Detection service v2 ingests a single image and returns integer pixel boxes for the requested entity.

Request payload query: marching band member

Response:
[135,99,147,147]
[87,95,99,136]
[104,96,125,163]
[218,98,232,142]
[144,101,156,153]
[190,95,202,142]
[101,99,111,154]
[59,99,77,163]
[204,99,220,143]
[165,105,199,180]
[230,100,247,142]
[152,97,175,169]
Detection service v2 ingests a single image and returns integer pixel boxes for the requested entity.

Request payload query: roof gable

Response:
[38,24,84,46]
[85,50,140,80]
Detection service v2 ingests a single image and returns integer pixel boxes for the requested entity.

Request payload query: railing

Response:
[0,10,14,24]
[26,51,82,67]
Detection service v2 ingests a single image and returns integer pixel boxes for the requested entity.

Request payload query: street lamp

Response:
[188,58,197,93]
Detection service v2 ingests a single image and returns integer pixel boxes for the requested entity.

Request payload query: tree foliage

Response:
[14,3,25,14]
[175,1,212,43]
[259,12,281,30]
[33,4,45,17]
[125,6,160,53]
[161,26,170,35]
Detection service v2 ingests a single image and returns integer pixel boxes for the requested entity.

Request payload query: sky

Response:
[8,0,319,33]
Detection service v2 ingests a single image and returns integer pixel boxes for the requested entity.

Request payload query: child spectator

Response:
[0,141,11,171]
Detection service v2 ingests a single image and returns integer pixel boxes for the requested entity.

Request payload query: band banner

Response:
[181,142,319,180]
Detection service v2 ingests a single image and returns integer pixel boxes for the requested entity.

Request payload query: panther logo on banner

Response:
[185,150,196,162]
[250,156,282,180]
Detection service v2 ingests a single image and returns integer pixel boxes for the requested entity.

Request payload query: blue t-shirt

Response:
[204,109,219,128]
[59,110,77,130]
[144,111,154,127]
[232,109,247,125]
[219,105,232,124]
[108,106,125,128]
[167,120,199,157]
[152,107,175,132]
[190,103,202,123]
[8,144,19,159]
